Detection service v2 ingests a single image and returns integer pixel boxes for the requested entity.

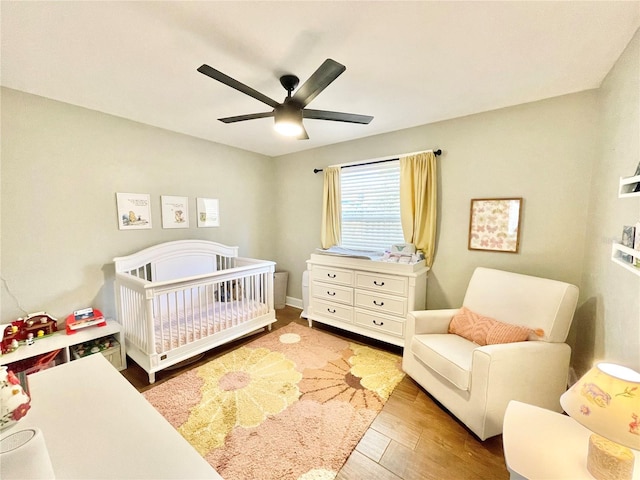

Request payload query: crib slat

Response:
[165,293,172,352]
[179,289,184,347]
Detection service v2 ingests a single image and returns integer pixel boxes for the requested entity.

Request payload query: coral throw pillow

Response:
[448,307,493,345]
[448,307,543,345]
[485,322,533,344]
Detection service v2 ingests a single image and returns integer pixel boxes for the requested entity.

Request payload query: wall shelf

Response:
[618,174,640,198]
[611,242,640,277]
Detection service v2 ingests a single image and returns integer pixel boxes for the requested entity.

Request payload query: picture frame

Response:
[633,161,640,192]
[161,195,189,229]
[197,197,220,227]
[116,193,152,230]
[621,225,636,263]
[635,222,640,267]
[468,197,522,253]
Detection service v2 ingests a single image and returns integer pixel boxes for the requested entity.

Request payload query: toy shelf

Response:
[618,174,640,198]
[611,242,640,277]
[0,319,126,371]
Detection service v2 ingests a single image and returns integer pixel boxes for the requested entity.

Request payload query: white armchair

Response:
[402,267,579,440]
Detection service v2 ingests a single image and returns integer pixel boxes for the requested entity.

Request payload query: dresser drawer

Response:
[312,281,353,305]
[311,299,353,324]
[355,272,408,296]
[354,290,406,317]
[311,266,353,286]
[354,309,404,338]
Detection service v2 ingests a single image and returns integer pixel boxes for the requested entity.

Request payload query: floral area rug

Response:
[143,322,405,480]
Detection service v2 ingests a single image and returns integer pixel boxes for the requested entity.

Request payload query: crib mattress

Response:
[154,300,269,353]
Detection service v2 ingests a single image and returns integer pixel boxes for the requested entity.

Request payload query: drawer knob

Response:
[373,280,385,286]
[327,273,336,278]
[327,291,336,296]
[373,320,384,326]
[373,300,385,307]
[327,308,336,314]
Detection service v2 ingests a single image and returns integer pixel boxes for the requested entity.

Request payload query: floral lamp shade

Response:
[0,367,31,431]
[560,363,640,450]
[560,363,640,480]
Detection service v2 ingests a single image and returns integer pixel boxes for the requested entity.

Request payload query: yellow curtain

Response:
[400,151,437,266]
[320,166,341,248]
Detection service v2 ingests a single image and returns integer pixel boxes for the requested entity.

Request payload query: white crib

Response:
[113,240,276,383]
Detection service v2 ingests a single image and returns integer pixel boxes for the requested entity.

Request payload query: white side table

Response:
[2,354,221,479]
[503,400,640,480]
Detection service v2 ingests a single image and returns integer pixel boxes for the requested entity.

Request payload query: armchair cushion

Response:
[411,333,476,390]
[449,306,543,345]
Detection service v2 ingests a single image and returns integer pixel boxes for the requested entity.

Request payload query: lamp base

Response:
[587,433,634,480]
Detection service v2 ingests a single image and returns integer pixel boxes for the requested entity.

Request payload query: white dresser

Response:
[306,254,428,346]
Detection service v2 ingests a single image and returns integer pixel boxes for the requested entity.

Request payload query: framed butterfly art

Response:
[468,198,522,253]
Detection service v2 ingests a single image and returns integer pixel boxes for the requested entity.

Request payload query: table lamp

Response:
[560,362,640,480]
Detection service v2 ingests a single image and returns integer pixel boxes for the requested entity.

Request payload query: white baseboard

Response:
[285,296,303,310]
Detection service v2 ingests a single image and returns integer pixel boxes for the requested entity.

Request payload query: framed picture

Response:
[161,195,189,229]
[116,193,152,230]
[621,225,636,263]
[468,198,522,253]
[635,222,640,267]
[633,161,640,192]
[197,198,220,227]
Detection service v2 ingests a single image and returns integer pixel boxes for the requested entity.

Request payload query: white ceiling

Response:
[2,1,639,157]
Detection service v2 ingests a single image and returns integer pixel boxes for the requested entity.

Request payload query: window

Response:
[340,161,404,251]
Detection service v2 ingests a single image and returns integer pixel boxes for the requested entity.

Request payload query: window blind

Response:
[340,161,404,251]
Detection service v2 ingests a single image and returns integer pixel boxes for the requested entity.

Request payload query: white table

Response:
[2,354,222,479]
[503,400,640,480]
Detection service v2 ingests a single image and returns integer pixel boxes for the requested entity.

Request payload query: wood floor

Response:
[121,306,509,480]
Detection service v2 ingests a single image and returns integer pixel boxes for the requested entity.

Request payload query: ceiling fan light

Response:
[274,105,303,136]
[274,120,303,136]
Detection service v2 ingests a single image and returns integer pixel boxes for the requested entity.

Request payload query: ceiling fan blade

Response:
[218,111,274,124]
[303,109,373,124]
[198,64,280,109]
[297,125,309,140]
[292,59,346,108]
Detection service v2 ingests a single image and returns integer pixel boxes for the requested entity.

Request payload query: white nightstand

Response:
[503,400,640,480]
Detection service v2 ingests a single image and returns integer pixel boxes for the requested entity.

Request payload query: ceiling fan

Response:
[197,59,373,139]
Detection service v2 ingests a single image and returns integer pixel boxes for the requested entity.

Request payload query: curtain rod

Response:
[313,149,442,174]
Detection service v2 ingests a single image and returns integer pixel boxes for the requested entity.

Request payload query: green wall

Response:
[1,88,276,321]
